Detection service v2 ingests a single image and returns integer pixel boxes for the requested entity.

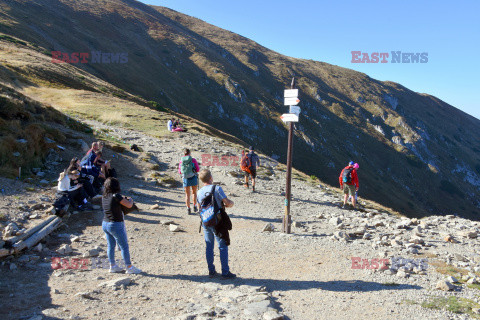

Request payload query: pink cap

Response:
[353,163,359,169]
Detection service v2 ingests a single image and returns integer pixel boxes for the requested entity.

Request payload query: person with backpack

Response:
[197,169,236,279]
[241,146,260,192]
[348,163,360,203]
[178,148,200,214]
[339,161,359,209]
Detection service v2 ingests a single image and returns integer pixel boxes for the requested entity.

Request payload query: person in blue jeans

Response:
[101,177,141,274]
[197,169,236,279]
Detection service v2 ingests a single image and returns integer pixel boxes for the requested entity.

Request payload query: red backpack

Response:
[240,153,252,174]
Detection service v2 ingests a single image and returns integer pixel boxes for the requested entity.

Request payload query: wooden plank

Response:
[4,216,57,247]
[13,217,62,253]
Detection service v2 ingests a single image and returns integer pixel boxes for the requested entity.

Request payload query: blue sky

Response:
[140,0,480,120]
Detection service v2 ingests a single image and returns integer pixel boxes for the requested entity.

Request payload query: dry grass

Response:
[429,259,469,277]
[99,111,127,125]
[22,87,173,138]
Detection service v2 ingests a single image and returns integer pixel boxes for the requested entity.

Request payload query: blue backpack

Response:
[199,185,220,227]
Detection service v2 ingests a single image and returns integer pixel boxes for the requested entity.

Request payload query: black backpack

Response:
[199,185,220,227]
[53,193,70,217]
[342,167,353,184]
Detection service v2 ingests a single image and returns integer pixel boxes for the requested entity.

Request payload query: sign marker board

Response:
[280,113,299,123]
[289,105,301,116]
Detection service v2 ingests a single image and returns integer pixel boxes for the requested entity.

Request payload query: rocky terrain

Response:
[1,0,479,218]
[1,119,480,320]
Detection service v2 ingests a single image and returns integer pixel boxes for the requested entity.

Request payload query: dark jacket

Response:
[215,208,232,246]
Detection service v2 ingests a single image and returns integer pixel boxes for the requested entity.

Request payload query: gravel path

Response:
[1,121,479,320]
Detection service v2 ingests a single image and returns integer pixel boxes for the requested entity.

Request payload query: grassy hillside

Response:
[0,0,479,218]
[0,84,89,178]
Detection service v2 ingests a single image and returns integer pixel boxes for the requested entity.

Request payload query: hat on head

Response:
[353,163,359,169]
[249,146,254,150]
[349,161,355,166]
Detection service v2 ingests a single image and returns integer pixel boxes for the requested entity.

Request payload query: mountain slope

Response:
[0,0,479,218]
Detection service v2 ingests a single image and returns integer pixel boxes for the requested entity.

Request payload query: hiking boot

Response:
[109,264,124,273]
[187,207,191,215]
[252,186,255,192]
[221,272,236,280]
[243,184,249,189]
[208,271,218,278]
[193,206,198,213]
[126,265,142,274]
[341,204,346,209]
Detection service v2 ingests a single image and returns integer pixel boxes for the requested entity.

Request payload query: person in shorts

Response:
[178,148,200,214]
[339,161,359,209]
[243,146,260,192]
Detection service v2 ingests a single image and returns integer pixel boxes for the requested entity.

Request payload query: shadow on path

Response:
[230,214,282,224]
[142,273,423,292]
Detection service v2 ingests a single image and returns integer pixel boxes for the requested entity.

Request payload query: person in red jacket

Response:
[339,161,359,209]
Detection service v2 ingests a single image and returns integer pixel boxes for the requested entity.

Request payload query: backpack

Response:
[199,185,220,227]
[342,167,353,184]
[240,153,253,173]
[181,156,196,179]
[130,144,140,152]
[53,193,70,217]
[107,168,117,178]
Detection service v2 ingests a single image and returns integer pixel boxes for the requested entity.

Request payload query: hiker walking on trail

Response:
[102,177,142,274]
[178,148,200,214]
[339,161,359,209]
[197,169,236,279]
[348,163,360,203]
[241,146,260,192]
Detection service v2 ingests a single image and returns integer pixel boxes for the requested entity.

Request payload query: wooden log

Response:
[13,217,62,253]
[3,216,57,247]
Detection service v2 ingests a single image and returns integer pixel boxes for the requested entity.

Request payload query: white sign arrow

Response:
[284,89,298,98]
[284,97,300,106]
[280,113,299,123]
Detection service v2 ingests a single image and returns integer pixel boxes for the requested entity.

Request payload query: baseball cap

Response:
[349,161,354,165]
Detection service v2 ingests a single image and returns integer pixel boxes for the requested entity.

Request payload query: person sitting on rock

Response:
[94,150,111,178]
[57,159,94,211]
[197,169,236,279]
[69,157,97,197]
[171,118,187,132]
[80,142,104,179]
[102,177,142,274]
[178,148,200,214]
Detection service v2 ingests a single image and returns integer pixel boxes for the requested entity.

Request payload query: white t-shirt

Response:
[57,173,70,192]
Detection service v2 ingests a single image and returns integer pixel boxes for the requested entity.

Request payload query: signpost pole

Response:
[282,77,295,234]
